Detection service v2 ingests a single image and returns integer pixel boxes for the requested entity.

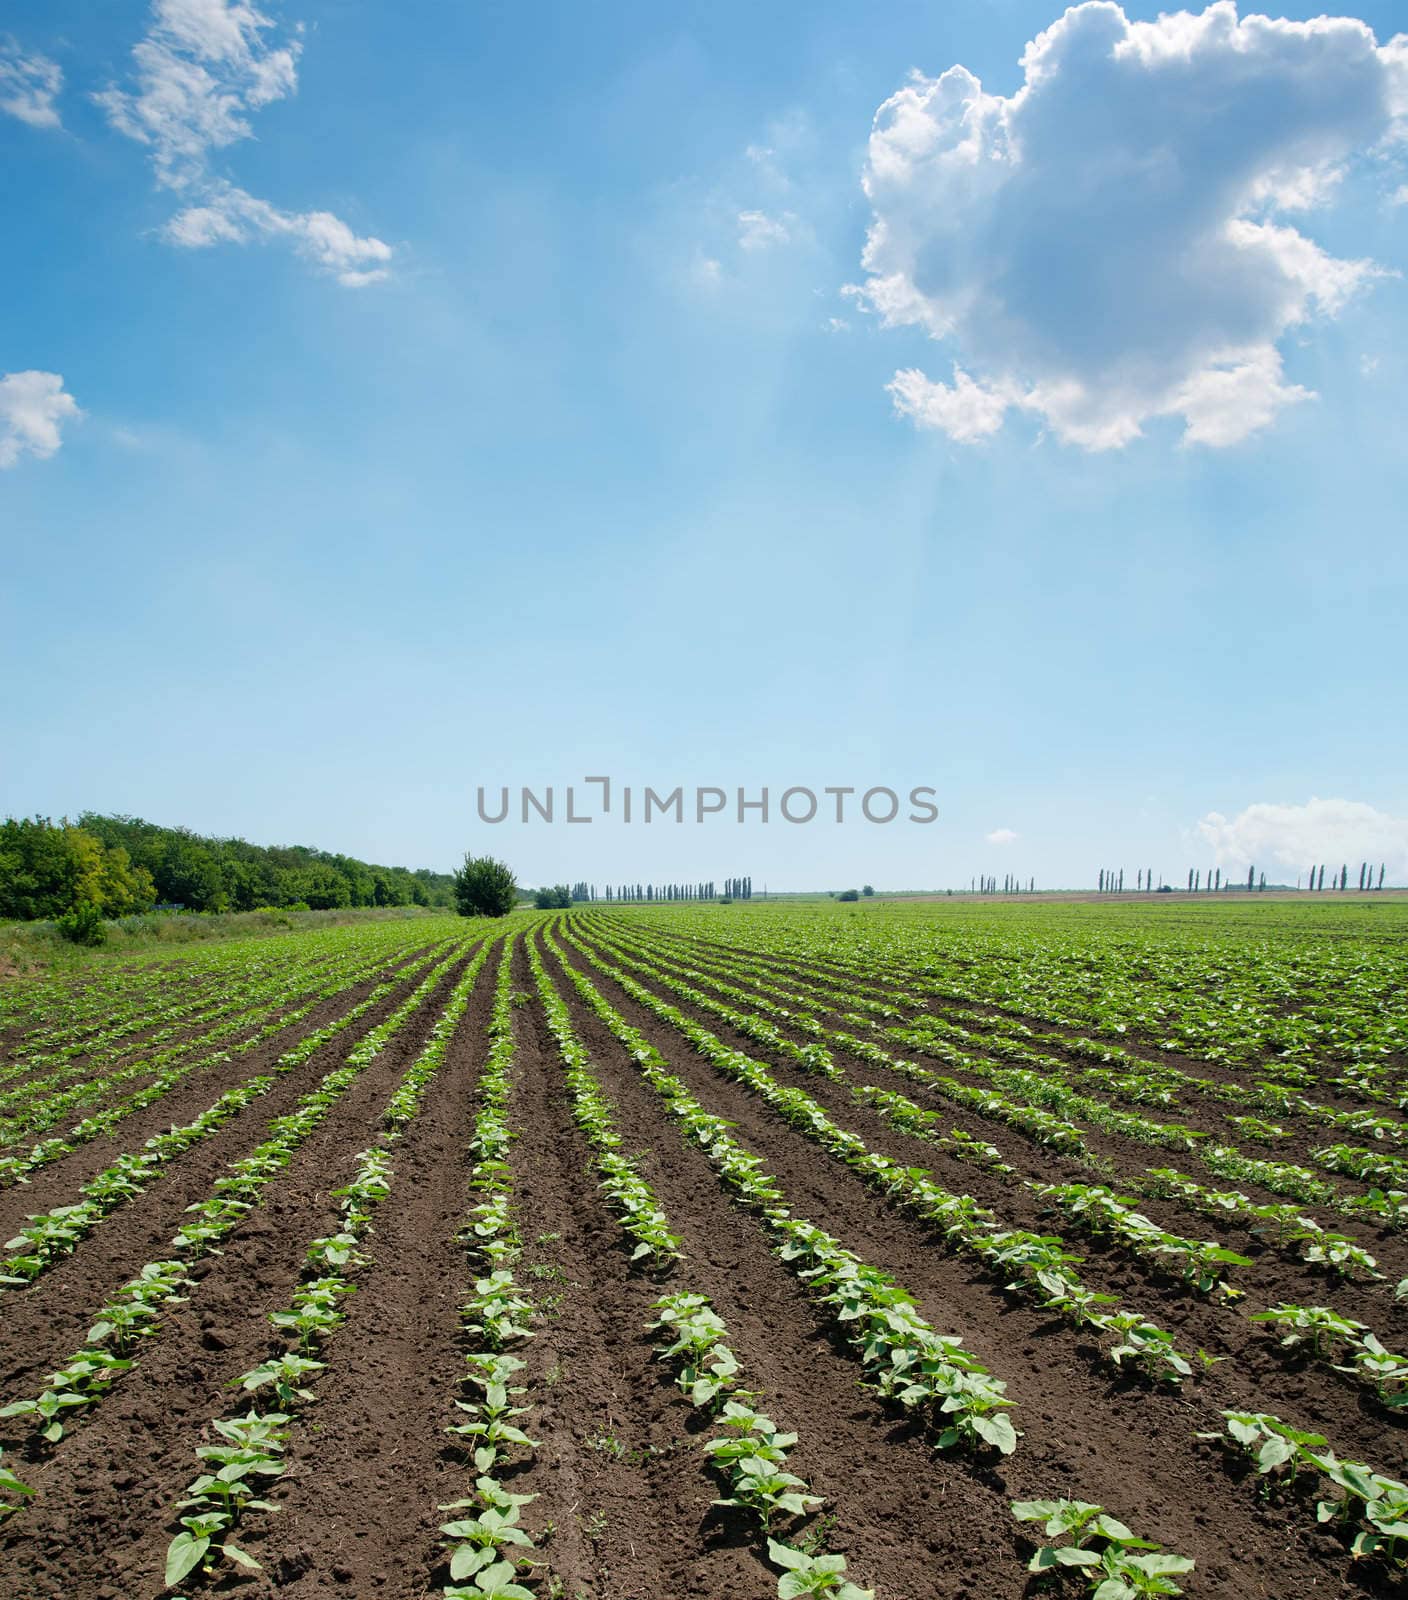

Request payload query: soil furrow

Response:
[626,921,1403,1111]
[0,951,477,1600]
[0,951,429,1245]
[0,958,460,1392]
[540,928,1030,1599]
[586,926,1408,1286]
[98,944,500,1598]
[553,929,1394,1600]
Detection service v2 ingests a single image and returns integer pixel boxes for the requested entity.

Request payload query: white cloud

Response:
[0,40,62,128]
[985,827,1019,846]
[165,185,392,285]
[1194,798,1408,876]
[891,366,1013,444]
[98,1,390,285]
[1169,347,1312,448]
[856,3,1406,450]
[1361,353,1381,376]
[737,209,791,251]
[0,372,81,468]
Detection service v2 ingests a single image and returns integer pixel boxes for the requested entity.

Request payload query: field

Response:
[1,899,1406,1600]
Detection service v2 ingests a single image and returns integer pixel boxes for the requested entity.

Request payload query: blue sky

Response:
[2,1,1406,890]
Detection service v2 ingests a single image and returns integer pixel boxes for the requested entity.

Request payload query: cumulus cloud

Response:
[0,39,62,128]
[0,372,81,468]
[98,1,390,285]
[855,3,1407,450]
[892,366,1013,444]
[1194,798,1408,876]
[985,827,1019,846]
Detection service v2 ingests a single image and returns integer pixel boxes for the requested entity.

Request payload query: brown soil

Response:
[0,948,477,1599]
[596,922,1408,1264]
[3,919,1406,1600]
[553,926,1408,1600]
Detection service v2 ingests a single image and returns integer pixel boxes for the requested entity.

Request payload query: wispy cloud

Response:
[164,185,392,287]
[0,38,62,128]
[97,1,391,286]
[737,209,792,252]
[856,3,1406,450]
[0,372,81,468]
[985,827,1019,846]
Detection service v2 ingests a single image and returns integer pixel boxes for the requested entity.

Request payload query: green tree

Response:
[455,854,518,918]
[294,864,353,910]
[158,837,227,911]
[87,843,155,914]
[0,817,156,920]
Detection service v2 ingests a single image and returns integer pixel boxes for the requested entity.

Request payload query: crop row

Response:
[0,934,452,1188]
[0,941,473,1470]
[583,921,1394,1276]
[565,926,1198,1383]
[542,925,1205,1595]
[614,901,1407,1085]
[435,933,548,1600]
[1,939,452,1286]
[572,922,1408,1430]
[529,935,886,1598]
[0,939,349,1098]
[593,915,1403,1213]
[161,933,495,1590]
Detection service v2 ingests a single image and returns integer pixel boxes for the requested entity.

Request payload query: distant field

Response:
[1,897,1406,1599]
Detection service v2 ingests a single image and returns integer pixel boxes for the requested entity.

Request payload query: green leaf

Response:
[1030,1546,1100,1571]
[165,1531,210,1588]
[1132,1552,1195,1576]
[1091,1580,1137,1600]
[767,1538,808,1571]
[1012,1500,1060,1523]
[973,1413,1017,1454]
[450,1545,495,1580]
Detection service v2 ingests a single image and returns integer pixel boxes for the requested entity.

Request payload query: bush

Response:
[454,854,518,918]
[862,884,874,897]
[533,884,571,910]
[56,903,107,946]
[838,888,860,902]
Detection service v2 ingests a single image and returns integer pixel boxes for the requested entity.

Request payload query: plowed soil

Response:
[2,916,1405,1600]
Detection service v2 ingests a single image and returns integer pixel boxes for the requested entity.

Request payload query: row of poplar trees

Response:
[596,876,753,902]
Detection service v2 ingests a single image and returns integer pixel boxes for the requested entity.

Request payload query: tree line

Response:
[1092,864,1394,893]
[523,877,758,908]
[0,813,454,922]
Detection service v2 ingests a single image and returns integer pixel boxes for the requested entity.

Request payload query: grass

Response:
[0,903,456,978]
